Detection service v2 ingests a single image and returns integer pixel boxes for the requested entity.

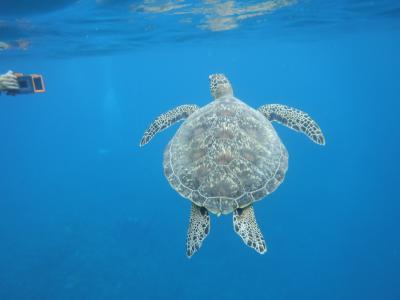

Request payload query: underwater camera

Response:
[7,73,46,95]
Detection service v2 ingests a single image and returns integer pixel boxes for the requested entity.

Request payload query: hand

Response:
[0,71,19,91]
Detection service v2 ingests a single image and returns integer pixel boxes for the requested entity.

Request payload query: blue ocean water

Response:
[1,1,399,299]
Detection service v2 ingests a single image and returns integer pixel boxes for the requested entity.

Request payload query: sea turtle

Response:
[140,74,325,257]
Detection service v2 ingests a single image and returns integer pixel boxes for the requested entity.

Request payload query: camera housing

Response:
[6,73,46,95]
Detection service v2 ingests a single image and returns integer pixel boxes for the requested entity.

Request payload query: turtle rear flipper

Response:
[233,205,267,254]
[186,204,210,258]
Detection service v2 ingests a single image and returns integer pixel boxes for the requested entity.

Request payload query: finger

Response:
[3,79,18,86]
[2,80,19,89]
[4,75,17,81]
[3,76,17,81]
[5,85,19,90]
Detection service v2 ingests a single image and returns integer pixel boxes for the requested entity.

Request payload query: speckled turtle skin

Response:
[163,96,288,215]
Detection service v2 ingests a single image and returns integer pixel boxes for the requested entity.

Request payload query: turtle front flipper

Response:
[233,205,267,254]
[186,204,210,258]
[140,104,199,146]
[258,104,325,145]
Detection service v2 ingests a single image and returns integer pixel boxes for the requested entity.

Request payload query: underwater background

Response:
[1,1,399,299]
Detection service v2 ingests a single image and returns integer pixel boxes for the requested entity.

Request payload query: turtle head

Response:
[209,73,233,100]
